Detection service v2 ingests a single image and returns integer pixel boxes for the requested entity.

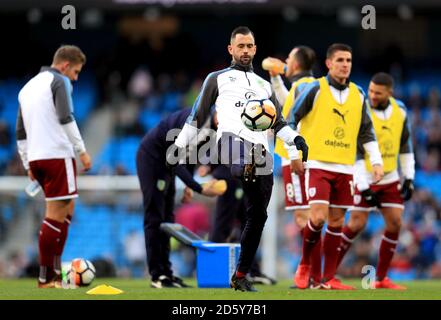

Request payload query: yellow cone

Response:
[86,284,124,295]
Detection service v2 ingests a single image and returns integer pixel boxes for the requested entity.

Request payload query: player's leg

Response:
[236,172,273,273]
[160,175,175,276]
[336,210,368,269]
[136,147,173,288]
[54,159,78,283]
[281,163,317,287]
[336,184,374,269]
[31,158,78,288]
[37,199,71,287]
[321,207,356,289]
[293,170,322,288]
[294,209,308,229]
[321,173,355,290]
[236,198,277,286]
[294,169,331,289]
[292,208,322,288]
[375,205,406,290]
[232,172,273,292]
[162,179,190,288]
[209,165,243,243]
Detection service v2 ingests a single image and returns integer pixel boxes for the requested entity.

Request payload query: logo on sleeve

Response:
[354,195,362,205]
[308,187,316,198]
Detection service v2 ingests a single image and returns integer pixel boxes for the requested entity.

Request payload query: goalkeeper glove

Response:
[400,179,414,201]
[361,189,381,208]
[294,136,308,162]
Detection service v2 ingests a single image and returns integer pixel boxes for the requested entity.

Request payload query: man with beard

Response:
[335,72,415,290]
[169,26,308,292]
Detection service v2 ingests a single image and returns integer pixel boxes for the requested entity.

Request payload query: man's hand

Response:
[361,189,381,208]
[79,152,92,173]
[27,169,35,181]
[201,179,227,197]
[371,164,384,184]
[290,159,304,176]
[294,136,308,162]
[400,179,414,201]
[181,187,194,203]
[262,57,286,76]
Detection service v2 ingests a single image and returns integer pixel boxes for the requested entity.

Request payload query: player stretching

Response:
[16,45,92,288]
[336,72,415,290]
[170,26,308,292]
[291,43,384,290]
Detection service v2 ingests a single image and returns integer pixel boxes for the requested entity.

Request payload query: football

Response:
[68,258,96,287]
[241,99,276,131]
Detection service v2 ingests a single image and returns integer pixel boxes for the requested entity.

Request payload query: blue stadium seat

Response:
[140,109,162,131]
[415,170,441,201]
[72,77,97,125]
[93,136,141,174]
[62,199,144,265]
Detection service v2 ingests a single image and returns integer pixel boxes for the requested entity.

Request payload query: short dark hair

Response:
[371,72,394,88]
[53,45,86,65]
[294,46,316,71]
[326,43,352,59]
[230,26,255,42]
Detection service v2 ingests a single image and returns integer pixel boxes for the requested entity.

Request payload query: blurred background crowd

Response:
[1,0,441,281]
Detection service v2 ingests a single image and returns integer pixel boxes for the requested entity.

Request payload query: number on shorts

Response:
[349,180,355,197]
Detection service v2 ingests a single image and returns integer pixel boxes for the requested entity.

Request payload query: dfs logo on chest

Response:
[235,91,257,107]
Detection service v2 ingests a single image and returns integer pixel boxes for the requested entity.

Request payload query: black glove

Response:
[166,143,184,169]
[361,189,381,208]
[400,179,414,201]
[294,135,308,162]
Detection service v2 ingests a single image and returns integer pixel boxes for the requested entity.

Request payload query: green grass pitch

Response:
[1,278,440,300]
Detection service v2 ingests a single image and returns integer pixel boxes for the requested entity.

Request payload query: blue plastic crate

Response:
[193,241,240,288]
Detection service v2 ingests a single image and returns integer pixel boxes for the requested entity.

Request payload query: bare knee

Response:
[347,211,368,233]
[385,216,402,233]
[327,208,346,228]
[382,208,403,233]
[46,199,72,223]
[310,205,328,227]
[294,209,309,229]
[328,214,345,228]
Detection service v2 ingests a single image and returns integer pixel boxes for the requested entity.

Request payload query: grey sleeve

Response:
[356,98,377,146]
[356,140,366,161]
[400,115,413,154]
[270,91,288,134]
[51,75,75,124]
[16,105,27,140]
[188,72,218,129]
[288,82,320,128]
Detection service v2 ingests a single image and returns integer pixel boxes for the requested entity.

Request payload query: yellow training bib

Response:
[299,77,362,165]
[365,97,405,173]
[275,76,315,159]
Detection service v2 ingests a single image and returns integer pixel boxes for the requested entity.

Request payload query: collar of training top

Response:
[40,66,62,74]
[230,61,253,72]
[290,70,314,82]
[327,74,350,91]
